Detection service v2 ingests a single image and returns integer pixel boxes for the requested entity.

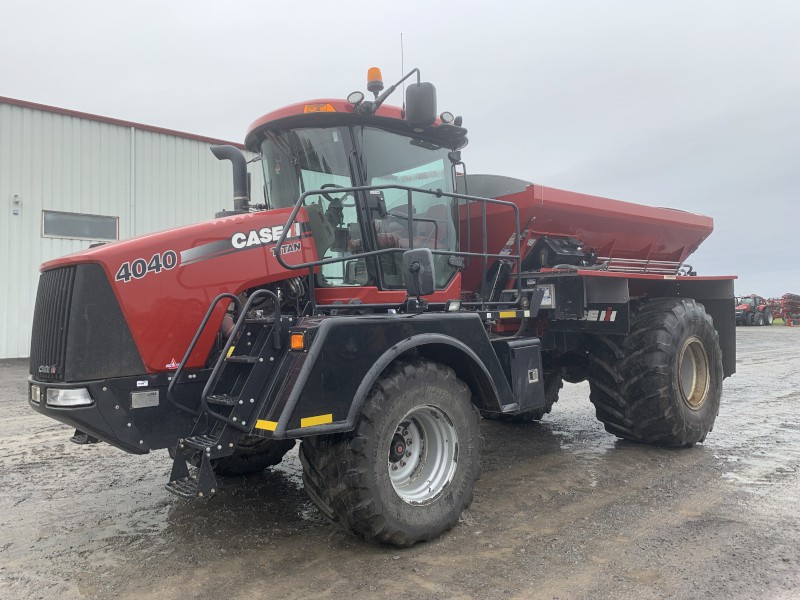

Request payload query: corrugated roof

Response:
[0,95,245,150]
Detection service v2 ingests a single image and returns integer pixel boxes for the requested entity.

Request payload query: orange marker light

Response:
[290,333,305,351]
[367,67,384,95]
[303,103,336,113]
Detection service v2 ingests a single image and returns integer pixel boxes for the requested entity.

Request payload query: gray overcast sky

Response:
[2,0,798,296]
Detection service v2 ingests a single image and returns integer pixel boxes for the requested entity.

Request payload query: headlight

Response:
[30,385,41,404]
[46,388,93,408]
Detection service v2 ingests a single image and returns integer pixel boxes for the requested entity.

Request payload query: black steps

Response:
[166,476,206,499]
[165,294,286,501]
[226,355,259,364]
[166,445,218,500]
[182,434,219,451]
[207,393,236,406]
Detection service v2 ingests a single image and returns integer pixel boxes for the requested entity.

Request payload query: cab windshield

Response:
[737,297,755,307]
[260,127,353,210]
[259,125,458,289]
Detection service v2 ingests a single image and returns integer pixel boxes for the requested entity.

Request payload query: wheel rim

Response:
[388,405,458,505]
[678,336,710,410]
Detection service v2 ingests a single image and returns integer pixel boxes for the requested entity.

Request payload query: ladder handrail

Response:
[167,293,242,416]
[200,288,281,431]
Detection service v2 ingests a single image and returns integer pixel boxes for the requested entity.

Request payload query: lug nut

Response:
[406,451,412,457]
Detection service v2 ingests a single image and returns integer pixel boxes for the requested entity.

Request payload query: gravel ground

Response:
[1,326,798,599]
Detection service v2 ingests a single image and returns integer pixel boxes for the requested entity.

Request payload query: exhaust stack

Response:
[211,145,249,214]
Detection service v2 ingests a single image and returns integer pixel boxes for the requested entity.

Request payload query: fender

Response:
[345,333,504,427]
[250,313,517,439]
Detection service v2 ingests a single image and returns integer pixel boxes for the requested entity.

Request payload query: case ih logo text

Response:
[38,365,58,375]
[230,223,303,249]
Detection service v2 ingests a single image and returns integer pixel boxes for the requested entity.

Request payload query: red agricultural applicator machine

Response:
[26,67,736,546]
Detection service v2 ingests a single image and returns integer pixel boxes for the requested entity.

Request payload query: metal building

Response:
[0,97,264,359]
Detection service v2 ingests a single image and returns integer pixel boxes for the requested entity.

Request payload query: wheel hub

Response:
[389,434,406,463]
[388,406,458,505]
[678,336,710,410]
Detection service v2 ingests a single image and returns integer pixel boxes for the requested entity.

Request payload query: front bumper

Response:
[28,371,203,454]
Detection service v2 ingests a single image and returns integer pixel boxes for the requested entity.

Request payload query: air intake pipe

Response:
[210,145,249,212]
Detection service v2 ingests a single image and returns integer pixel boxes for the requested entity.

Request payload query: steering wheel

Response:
[319,184,354,229]
[320,183,353,203]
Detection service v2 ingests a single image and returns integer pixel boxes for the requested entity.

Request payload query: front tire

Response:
[300,359,481,546]
[587,298,723,447]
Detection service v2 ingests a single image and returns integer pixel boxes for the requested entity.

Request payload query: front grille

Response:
[29,266,76,381]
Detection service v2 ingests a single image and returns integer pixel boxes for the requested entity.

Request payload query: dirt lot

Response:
[1,326,799,600]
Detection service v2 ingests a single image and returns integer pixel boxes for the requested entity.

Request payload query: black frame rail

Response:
[273,184,523,312]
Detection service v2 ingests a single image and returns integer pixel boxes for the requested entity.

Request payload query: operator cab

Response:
[243,68,469,297]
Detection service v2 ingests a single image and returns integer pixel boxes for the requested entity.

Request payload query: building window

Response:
[42,210,118,241]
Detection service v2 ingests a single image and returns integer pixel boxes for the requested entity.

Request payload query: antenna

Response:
[401,33,405,115]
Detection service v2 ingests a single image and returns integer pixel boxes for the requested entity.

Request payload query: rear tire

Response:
[754,312,764,326]
[762,309,773,325]
[300,359,481,546]
[587,298,723,447]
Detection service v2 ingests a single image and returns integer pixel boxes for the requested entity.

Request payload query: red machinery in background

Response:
[768,293,800,325]
[735,294,773,326]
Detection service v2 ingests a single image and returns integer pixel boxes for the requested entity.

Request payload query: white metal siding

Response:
[0,101,264,358]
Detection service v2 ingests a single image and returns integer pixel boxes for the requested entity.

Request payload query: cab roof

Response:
[244,98,467,153]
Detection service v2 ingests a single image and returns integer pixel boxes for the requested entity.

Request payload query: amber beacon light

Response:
[367,67,384,97]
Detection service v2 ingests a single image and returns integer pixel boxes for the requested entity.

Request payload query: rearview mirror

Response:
[405,82,437,126]
[403,248,436,297]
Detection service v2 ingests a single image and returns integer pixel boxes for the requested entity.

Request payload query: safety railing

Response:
[273,184,523,311]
